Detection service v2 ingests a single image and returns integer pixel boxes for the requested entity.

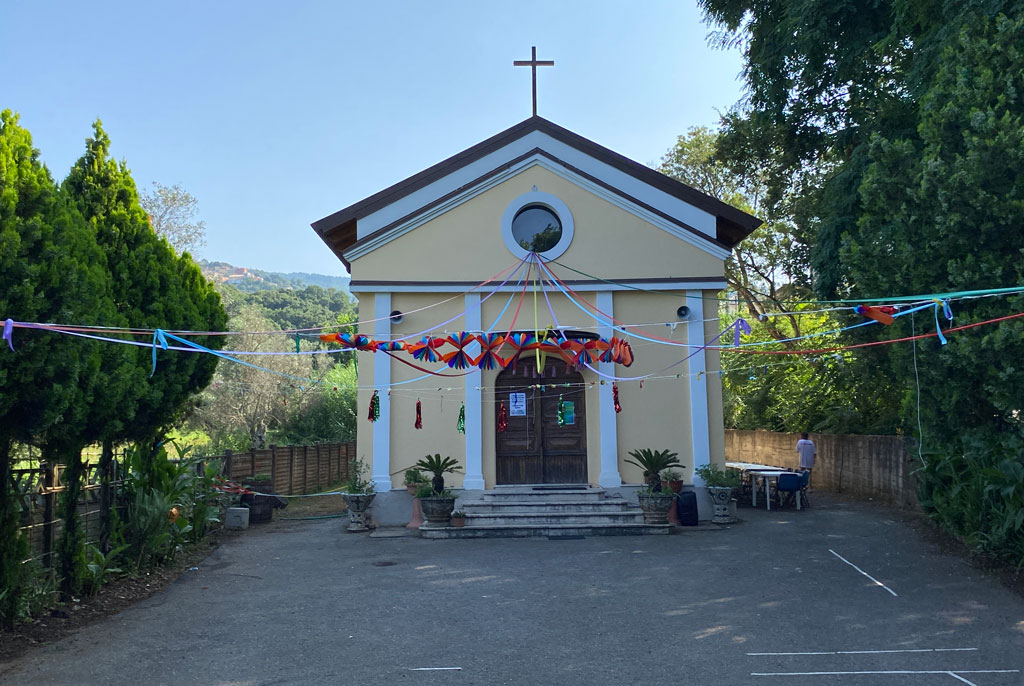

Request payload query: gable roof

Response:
[311,116,762,268]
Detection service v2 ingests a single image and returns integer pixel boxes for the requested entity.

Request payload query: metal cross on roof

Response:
[513,46,554,117]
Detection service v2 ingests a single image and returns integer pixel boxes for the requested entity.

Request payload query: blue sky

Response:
[0,1,745,276]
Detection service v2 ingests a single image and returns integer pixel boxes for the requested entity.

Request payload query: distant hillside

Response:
[199,260,350,293]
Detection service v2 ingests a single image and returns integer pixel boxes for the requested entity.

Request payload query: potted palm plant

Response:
[341,458,375,532]
[626,449,683,524]
[414,454,461,527]
[695,463,741,524]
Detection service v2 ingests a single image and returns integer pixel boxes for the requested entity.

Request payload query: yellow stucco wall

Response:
[350,165,723,285]
[349,163,731,488]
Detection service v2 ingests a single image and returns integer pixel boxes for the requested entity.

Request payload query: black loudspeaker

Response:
[389,310,403,324]
[676,305,690,320]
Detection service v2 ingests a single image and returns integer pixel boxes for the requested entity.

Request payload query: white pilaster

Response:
[687,290,710,484]
[596,292,621,487]
[372,293,392,491]
[463,293,485,489]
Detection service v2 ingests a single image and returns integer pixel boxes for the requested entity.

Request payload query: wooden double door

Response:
[495,359,587,484]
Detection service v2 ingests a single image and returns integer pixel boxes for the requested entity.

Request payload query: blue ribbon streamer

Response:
[3,318,13,352]
[934,299,953,345]
[150,329,169,376]
[733,318,751,347]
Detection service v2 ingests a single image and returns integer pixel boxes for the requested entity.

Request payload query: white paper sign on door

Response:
[509,392,527,417]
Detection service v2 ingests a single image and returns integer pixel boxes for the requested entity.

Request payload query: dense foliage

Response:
[700,1,1024,563]
[0,112,228,614]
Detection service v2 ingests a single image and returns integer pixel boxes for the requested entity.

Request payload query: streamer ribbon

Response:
[3,318,13,352]
[934,299,953,345]
[150,329,169,376]
[733,317,751,347]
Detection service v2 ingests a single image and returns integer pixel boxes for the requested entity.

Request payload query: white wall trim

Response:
[344,154,730,264]
[356,130,719,240]
[372,293,393,491]
[596,292,621,488]
[351,279,727,294]
[686,291,710,484]
[463,293,485,489]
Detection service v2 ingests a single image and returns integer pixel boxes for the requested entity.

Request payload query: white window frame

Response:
[500,190,574,260]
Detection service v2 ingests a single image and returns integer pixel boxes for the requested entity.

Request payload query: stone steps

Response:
[420,522,673,539]
[418,485,670,538]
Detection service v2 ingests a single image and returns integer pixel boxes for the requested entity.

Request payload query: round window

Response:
[511,205,562,253]
[500,190,574,260]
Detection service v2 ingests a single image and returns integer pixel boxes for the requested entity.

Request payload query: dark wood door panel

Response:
[495,360,587,484]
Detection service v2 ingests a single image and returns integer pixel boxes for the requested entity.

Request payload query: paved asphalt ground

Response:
[3,495,1023,686]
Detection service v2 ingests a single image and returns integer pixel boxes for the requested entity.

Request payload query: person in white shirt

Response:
[796,432,816,487]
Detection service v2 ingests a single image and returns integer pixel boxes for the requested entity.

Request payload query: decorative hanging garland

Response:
[368,390,380,423]
[556,395,566,427]
[497,400,508,433]
[415,399,422,429]
[319,330,635,371]
[457,403,466,434]
[613,384,621,414]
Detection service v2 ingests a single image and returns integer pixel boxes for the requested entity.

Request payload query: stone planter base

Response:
[707,486,735,524]
[342,493,376,532]
[419,497,456,527]
[637,493,675,525]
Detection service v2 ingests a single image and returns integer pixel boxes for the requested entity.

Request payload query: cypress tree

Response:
[0,111,115,614]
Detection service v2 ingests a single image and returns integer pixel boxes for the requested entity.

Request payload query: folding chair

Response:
[775,472,804,510]
[798,469,811,509]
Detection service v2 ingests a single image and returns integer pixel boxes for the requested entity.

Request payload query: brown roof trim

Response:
[350,276,725,289]
[311,116,762,259]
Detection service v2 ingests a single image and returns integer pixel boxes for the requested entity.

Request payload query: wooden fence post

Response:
[302,445,308,494]
[223,449,233,480]
[42,462,55,569]
[316,445,322,491]
[270,445,277,492]
[289,446,295,494]
[250,449,257,478]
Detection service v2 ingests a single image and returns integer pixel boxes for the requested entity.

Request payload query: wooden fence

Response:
[12,458,125,568]
[724,429,919,507]
[12,441,356,566]
[220,442,355,495]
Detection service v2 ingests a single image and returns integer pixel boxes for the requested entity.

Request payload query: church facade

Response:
[312,117,760,523]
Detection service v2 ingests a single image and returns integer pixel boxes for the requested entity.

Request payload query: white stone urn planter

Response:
[706,486,735,524]
[341,493,376,532]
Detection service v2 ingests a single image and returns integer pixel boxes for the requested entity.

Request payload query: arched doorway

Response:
[494,357,587,484]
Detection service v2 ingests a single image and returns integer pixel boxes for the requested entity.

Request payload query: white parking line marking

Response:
[947,673,978,686]
[751,669,1020,677]
[409,667,463,671]
[829,548,899,596]
[747,648,977,656]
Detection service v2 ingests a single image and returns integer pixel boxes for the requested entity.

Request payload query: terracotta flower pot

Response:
[661,480,684,494]
[451,515,467,528]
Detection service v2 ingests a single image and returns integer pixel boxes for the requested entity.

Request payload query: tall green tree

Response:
[139,181,206,257]
[701,1,1024,561]
[63,120,227,449]
[60,121,226,574]
[0,111,116,612]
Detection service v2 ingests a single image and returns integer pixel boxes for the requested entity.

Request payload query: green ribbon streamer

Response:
[457,403,465,434]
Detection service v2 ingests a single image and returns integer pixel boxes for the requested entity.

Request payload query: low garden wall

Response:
[724,429,918,508]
